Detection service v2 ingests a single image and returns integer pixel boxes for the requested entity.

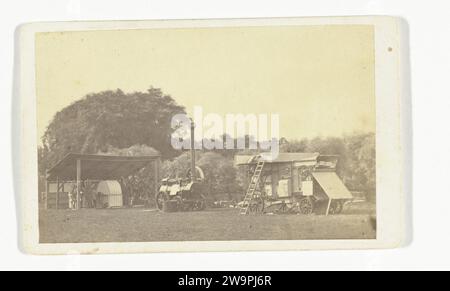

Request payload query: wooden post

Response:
[290,162,294,196]
[45,175,49,210]
[154,158,160,197]
[56,177,59,210]
[326,198,332,216]
[76,159,81,210]
[59,182,65,209]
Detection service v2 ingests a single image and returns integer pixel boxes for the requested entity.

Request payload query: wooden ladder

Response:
[240,160,265,215]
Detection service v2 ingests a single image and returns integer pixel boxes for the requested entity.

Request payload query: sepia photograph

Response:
[5,0,450,273]
[36,22,376,244]
[16,16,407,254]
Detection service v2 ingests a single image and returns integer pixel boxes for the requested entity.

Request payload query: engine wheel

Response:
[155,192,169,211]
[298,197,314,215]
[248,197,265,214]
[193,200,206,211]
[329,200,343,215]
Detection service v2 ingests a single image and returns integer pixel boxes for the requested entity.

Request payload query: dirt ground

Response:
[39,202,376,243]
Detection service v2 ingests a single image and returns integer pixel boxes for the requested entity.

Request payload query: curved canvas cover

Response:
[96,180,123,207]
[312,172,353,200]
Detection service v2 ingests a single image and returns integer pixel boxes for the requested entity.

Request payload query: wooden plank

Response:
[326,199,332,216]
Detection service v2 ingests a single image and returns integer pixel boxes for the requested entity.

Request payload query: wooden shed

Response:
[45,153,161,210]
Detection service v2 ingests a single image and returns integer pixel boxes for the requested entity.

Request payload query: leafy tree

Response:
[161,151,192,180]
[342,133,376,201]
[279,133,376,201]
[41,87,185,168]
[197,152,240,199]
[99,144,160,157]
[39,88,185,201]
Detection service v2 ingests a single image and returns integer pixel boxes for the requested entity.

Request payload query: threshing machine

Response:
[235,153,353,215]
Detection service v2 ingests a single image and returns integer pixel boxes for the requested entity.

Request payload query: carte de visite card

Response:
[14,16,410,255]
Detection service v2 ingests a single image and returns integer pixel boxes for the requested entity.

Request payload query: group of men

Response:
[68,181,103,210]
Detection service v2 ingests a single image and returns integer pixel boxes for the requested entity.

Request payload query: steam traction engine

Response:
[155,167,207,212]
[155,121,207,212]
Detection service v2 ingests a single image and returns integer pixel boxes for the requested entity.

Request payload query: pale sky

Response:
[36,25,375,141]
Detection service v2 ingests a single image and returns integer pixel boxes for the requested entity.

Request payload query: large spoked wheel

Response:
[155,192,169,211]
[329,200,343,215]
[192,200,206,211]
[248,197,265,214]
[298,197,314,215]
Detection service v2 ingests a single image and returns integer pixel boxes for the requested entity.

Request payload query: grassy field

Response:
[39,203,376,243]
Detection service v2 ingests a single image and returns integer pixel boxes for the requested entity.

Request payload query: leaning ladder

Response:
[240,160,265,215]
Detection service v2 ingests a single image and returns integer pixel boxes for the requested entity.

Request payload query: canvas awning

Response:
[46,153,160,181]
[312,172,353,200]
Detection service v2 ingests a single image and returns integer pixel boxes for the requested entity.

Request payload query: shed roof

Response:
[234,152,320,166]
[46,153,160,181]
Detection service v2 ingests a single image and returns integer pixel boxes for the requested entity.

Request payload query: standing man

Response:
[119,177,129,207]
[69,184,77,210]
